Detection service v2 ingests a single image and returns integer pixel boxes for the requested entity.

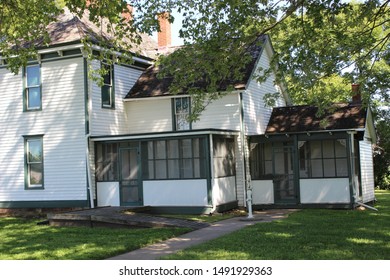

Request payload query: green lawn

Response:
[164,190,390,260]
[0,219,188,260]
[1,191,389,260]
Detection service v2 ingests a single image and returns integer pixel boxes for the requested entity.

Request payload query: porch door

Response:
[119,148,142,206]
[273,142,297,204]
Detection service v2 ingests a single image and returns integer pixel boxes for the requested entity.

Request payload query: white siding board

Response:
[193,94,241,130]
[252,180,274,204]
[126,98,172,133]
[143,180,208,206]
[212,176,236,206]
[90,62,143,136]
[0,58,88,202]
[243,47,286,135]
[300,178,350,204]
[359,141,375,203]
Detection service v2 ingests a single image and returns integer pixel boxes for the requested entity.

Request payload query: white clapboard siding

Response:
[359,141,375,203]
[0,58,88,202]
[243,46,286,136]
[90,62,143,136]
[126,98,173,133]
[193,93,241,130]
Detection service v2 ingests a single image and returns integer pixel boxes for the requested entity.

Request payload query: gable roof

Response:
[37,9,157,58]
[265,103,367,134]
[125,35,268,99]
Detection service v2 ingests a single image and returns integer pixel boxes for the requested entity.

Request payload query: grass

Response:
[1,190,389,260]
[0,219,188,260]
[163,190,390,260]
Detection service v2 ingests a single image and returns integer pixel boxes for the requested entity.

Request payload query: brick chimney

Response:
[351,83,362,104]
[158,12,171,48]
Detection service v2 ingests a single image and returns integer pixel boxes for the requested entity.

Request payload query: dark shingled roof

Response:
[266,103,367,134]
[125,35,268,99]
[37,9,157,58]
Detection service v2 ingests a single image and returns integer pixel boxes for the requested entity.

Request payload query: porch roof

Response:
[265,103,367,134]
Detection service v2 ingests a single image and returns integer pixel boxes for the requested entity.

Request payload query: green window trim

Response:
[24,135,44,189]
[142,137,207,180]
[173,97,191,131]
[101,62,115,109]
[23,64,42,111]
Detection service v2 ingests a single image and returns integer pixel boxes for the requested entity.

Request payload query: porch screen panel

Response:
[298,139,348,179]
[213,136,235,178]
[168,140,180,178]
[142,137,207,180]
[250,142,272,180]
[155,141,167,179]
[96,143,118,181]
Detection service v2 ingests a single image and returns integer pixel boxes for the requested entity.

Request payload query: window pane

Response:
[155,141,166,159]
[147,141,154,160]
[323,159,336,177]
[27,87,41,109]
[148,161,155,179]
[193,158,200,178]
[168,159,180,178]
[167,140,179,158]
[103,68,111,85]
[311,159,323,177]
[27,139,42,163]
[182,159,193,178]
[102,85,111,106]
[310,141,322,159]
[155,160,167,179]
[27,66,40,87]
[335,139,347,158]
[336,159,348,176]
[192,138,199,157]
[264,143,272,160]
[181,139,192,158]
[29,163,43,185]
[323,140,335,158]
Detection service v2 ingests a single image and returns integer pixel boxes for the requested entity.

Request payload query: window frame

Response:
[173,97,191,130]
[24,64,42,111]
[101,62,115,109]
[143,137,207,180]
[24,136,44,189]
[299,139,348,179]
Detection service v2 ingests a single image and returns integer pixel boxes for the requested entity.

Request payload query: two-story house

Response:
[0,9,376,213]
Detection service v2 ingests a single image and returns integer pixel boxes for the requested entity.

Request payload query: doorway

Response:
[273,142,297,204]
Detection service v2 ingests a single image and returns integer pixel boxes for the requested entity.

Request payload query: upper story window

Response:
[24,136,44,189]
[174,97,191,130]
[101,63,114,109]
[24,65,41,111]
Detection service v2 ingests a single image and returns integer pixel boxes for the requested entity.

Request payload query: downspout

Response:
[86,134,94,209]
[239,92,253,218]
[348,131,357,208]
[83,55,94,208]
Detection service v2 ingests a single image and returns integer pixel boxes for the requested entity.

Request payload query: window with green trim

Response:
[174,97,190,130]
[299,139,348,178]
[142,137,207,179]
[24,65,41,110]
[101,63,114,108]
[213,136,236,178]
[25,136,44,188]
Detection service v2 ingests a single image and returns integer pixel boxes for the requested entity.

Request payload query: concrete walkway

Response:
[107,209,297,260]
